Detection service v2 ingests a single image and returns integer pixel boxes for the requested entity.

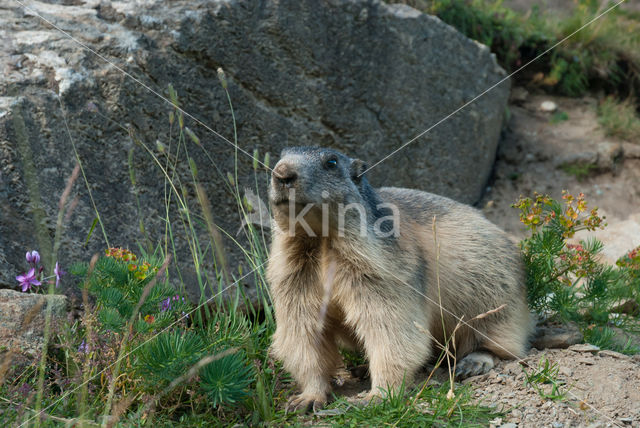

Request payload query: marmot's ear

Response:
[350,159,367,183]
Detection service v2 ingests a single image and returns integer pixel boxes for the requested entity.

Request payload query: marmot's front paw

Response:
[285,393,326,414]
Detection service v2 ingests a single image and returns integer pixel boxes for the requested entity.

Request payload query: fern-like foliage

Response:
[204,311,251,348]
[199,349,254,408]
[98,307,126,332]
[71,248,183,333]
[135,330,206,386]
[71,247,264,412]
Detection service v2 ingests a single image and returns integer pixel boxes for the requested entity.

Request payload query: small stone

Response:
[598,349,629,360]
[489,417,503,427]
[553,151,598,169]
[568,343,600,353]
[503,361,520,375]
[620,418,632,425]
[623,142,640,159]
[510,86,529,104]
[498,423,517,428]
[553,422,564,428]
[540,100,558,112]
[532,323,583,350]
[559,367,573,377]
[611,300,640,316]
[595,141,623,172]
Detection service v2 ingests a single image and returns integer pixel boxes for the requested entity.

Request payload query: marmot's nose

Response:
[273,162,298,187]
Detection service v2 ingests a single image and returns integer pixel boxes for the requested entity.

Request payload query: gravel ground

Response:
[465,346,640,428]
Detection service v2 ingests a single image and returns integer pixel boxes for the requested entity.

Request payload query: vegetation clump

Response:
[597,96,640,141]
[514,191,640,354]
[396,0,640,136]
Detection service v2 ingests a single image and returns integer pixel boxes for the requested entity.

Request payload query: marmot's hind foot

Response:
[455,351,496,379]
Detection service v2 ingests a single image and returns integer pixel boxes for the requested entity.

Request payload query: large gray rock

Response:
[0,289,67,358]
[0,0,509,300]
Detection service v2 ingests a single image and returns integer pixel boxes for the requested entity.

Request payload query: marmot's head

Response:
[269,147,370,235]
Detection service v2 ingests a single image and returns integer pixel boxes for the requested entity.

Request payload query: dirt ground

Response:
[328,91,640,427]
[481,92,640,259]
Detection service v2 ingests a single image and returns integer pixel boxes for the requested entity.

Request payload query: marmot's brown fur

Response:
[266,147,532,413]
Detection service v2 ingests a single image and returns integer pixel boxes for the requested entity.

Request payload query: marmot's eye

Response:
[325,158,338,168]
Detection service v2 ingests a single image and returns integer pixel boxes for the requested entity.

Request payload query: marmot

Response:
[266,147,532,413]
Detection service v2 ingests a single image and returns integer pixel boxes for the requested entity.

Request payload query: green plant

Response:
[199,350,254,408]
[559,162,597,181]
[549,110,569,124]
[523,357,567,401]
[417,0,547,69]
[597,96,640,141]
[398,0,640,105]
[70,248,180,335]
[135,330,206,387]
[514,192,640,353]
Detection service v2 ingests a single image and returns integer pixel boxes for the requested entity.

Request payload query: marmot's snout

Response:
[270,158,302,207]
[272,162,298,189]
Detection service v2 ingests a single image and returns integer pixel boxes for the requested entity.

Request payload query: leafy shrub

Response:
[199,350,254,408]
[135,330,206,387]
[70,248,182,333]
[514,192,640,353]
[597,96,640,141]
[417,0,547,70]
[398,0,640,101]
[65,247,258,416]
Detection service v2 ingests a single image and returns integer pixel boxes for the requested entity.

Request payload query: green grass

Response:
[316,382,502,428]
[559,162,597,181]
[523,357,567,401]
[549,110,569,124]
[394,0,640,107]
[597,96,640,142]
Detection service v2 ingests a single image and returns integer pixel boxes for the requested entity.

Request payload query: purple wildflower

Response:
[17,383,33,397]
[54,262,65,288]
[160,294,185,312]
[26,250,40,266]
[78,340,89,354]
[160,296,172,312]
[16,268,41,292]
[86,101,99,113]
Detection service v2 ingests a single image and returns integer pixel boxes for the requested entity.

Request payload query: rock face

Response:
[0,0,509,299]
[0,289,67,358]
